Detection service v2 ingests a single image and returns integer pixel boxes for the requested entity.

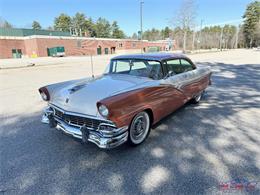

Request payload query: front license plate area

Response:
[80,126,89,142]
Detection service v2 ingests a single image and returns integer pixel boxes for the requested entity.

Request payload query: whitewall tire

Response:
[128,111,151,146]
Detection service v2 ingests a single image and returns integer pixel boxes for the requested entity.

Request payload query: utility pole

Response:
[90,55,94,78]
[140,1,144,53]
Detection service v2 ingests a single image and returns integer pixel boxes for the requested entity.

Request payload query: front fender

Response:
[98,86,173,127]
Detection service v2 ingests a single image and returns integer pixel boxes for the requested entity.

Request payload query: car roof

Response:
[111,52,188,61]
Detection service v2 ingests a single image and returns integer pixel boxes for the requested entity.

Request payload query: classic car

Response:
[39,53,212,149]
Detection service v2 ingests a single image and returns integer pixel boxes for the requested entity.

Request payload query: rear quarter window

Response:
[180,59,194,72]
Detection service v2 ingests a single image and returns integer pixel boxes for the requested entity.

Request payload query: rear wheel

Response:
[191,91,204,104]
[128,111,151,146]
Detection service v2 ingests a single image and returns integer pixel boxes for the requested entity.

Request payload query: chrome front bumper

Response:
[41,107,128,149]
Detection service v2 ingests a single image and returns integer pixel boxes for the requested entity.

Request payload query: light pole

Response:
[140,1,144,53]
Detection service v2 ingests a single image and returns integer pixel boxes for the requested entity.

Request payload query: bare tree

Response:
[173,0,197,52]
[0,17,13,28]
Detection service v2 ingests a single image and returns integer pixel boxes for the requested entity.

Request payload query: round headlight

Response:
[39,87,50,101]
[98,104,109,117]
[40,92,48,101]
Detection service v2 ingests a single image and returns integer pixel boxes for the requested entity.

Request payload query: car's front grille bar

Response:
[50,104,114,130]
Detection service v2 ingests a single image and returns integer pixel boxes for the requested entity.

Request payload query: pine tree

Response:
[242,1,260,47]
[32,21,41,30]
[54,14,72,32]
[111,21,125,39]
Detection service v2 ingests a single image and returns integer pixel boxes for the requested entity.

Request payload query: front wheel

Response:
[128,111,151,146]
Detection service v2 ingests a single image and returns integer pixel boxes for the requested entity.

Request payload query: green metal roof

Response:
[0,28,71,37]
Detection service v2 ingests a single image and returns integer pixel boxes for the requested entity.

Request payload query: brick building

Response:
[0,28,169,59]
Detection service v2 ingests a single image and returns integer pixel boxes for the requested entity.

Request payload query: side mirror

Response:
[164,70,174,79]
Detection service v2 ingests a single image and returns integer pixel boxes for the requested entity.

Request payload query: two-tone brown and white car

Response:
[39,53,212,149]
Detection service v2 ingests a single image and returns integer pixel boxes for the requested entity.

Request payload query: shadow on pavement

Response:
[1,62,260,194]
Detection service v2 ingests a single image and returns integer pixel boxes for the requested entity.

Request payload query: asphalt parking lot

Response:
[1,49,260,194]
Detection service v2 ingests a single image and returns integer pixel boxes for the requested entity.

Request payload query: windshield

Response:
[106,59,163,80]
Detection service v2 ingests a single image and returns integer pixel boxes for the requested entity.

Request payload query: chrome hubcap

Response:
[130,112,150,144]
[195,93,202,102]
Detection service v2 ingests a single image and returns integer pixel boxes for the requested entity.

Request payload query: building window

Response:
[104,48,109,54]
[132,43,136,48]
[118,43,123,48]
[12,49,22,58]
[97,46,102,55]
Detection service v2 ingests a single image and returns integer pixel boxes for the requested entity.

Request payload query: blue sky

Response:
[0,0,253,36]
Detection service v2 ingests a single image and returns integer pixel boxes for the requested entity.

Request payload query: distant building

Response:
[0,28,168,59]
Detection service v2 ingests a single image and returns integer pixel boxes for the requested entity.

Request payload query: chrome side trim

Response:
[161,73,210,90]
[161,66,211,89]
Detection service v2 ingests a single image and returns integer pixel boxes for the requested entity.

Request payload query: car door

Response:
[178,59,201,98]
[162,58,198,101]
[159,59,188,114]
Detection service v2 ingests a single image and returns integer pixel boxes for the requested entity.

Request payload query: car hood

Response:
[50,74,154,117]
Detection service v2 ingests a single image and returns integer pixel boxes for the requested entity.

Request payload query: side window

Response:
[180,59,194,72]
[147,61,163,80]
[131,61,146,70]
[165,59,182,74]
[112,60,129,73]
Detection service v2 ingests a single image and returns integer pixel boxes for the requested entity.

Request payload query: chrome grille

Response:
[52,107,104,130]
[54,109,63,118]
